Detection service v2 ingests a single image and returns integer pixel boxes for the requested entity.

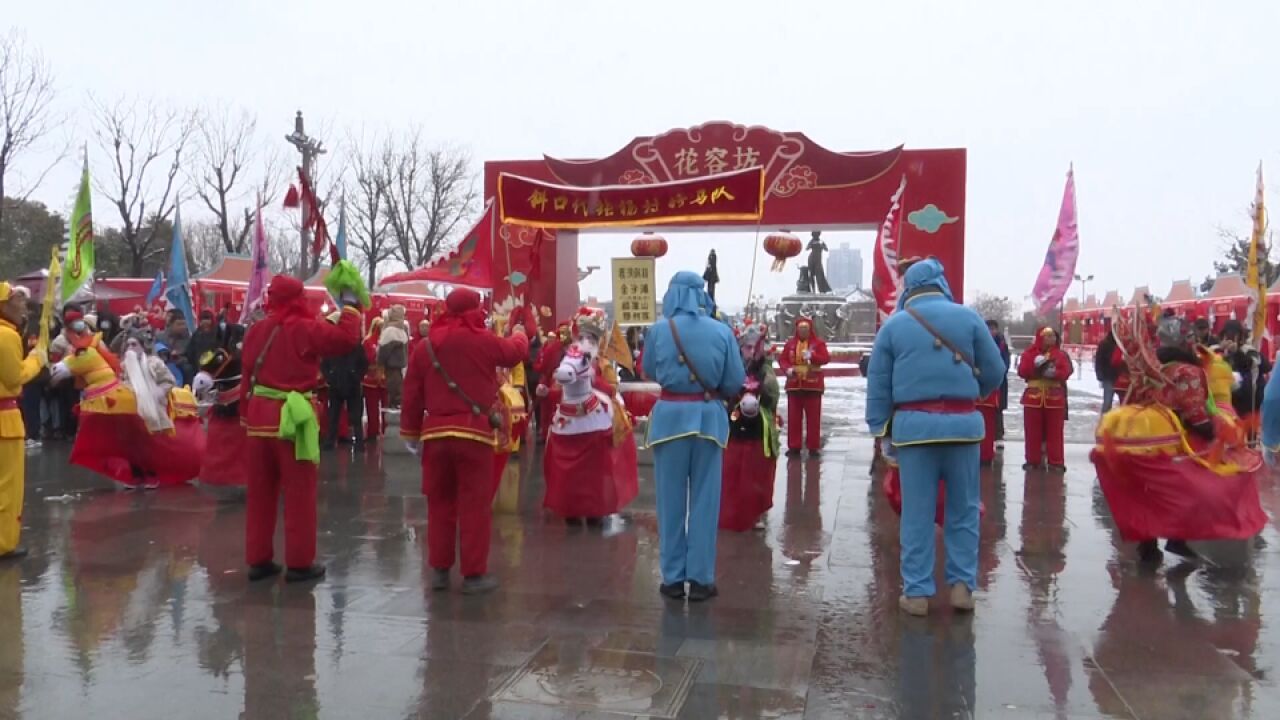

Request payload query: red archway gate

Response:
[484,121,966,324]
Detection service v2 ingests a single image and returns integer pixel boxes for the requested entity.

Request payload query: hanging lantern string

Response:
[745,220,763,311]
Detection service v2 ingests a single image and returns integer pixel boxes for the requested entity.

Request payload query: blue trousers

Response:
[653,437,723,586]
[897,443,980,598]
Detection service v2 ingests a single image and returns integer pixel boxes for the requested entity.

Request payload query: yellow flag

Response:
[37,246,62,354]
[602,322,634,373]
[1248,162,1268,343]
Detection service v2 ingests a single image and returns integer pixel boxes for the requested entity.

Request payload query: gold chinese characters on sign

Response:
[611,257,656,326]
[497,167,765,229]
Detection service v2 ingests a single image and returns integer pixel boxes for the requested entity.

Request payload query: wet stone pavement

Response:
[5,379,1280,719]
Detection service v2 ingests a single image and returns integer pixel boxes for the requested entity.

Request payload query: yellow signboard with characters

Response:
[611,257,656,326]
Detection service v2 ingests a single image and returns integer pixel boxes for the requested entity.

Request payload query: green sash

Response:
[252,386,319,463]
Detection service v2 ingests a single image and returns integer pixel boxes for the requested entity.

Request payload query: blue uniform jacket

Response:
[643,314,745,447]
[866,260,1006,446]
[1261,370,1280,451]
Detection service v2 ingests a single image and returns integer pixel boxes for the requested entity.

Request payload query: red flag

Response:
[381,200,494,288]
[872,175,907,323]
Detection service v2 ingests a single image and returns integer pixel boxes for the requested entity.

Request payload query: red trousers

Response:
[979,405,998,462]
[423,438,496,577]
[1023,405,1066,466]
[245,436,318,569]
[364,387,385,438]
[787,392,822,451]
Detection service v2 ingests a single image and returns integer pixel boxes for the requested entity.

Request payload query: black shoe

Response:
[1048,464,1067,473]
[808,449,822,457]
[248,562,282,581]
[659,582,686,600]
[430,568,450,591]
[785,449,802,458]
[285,565,326,583]
[1137,540,1163,565]
[1022,463,1042,471]
[1164,540,1198,559]
[461,575,499,595]
[687,582,718,602]
[584,517,604,528]
[0,547,28,561]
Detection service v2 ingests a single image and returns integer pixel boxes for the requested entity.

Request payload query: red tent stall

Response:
[1203,274,1250,334]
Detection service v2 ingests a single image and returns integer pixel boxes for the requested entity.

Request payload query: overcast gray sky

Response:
[7,0,1280,309]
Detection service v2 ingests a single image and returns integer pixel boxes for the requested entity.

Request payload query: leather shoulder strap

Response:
[424,335,483,416]
[667,317,723,402]
[904,307,979,377]
[249,325,282,388]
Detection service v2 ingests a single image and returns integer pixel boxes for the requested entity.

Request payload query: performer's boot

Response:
[461,574,498,595]
[659,582,686,600]
[285,564,326,583]
[248,562,282,582]
[0,547,28,561]
[430,568,450,591]
[1137,540,1163,565]
[687,581,718,602]
[1164,539,1198,560]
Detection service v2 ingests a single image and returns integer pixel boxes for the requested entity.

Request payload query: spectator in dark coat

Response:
[986,320,1012,439]
[321,341,369,449]
[1096,328,1121,413]
[1219,320,1270,420]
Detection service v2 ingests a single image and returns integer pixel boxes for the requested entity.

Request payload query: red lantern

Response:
[630,232,668,258]
[763,230,801,272]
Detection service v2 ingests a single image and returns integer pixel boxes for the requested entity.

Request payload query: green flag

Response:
[62,157,94,304]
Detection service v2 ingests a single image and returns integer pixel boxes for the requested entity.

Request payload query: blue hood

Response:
[662,271,712,318]
[896,258,954,310]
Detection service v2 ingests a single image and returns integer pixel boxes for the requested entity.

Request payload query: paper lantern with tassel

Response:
[763,230,801,272]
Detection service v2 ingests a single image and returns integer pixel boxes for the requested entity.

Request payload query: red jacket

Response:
[1016,332,1073,409]
[401,328,529,446]
[239,306,363,436]
[361,334,385,389]
[1110,346,1131,392]
[778,332,831,393]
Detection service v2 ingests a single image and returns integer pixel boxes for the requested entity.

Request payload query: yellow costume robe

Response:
[0,315,42,554]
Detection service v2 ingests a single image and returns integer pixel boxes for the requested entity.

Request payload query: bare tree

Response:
[380,127,478,270]
[346,133,395,288]
[183,218,225,274]
[0,29,64,229]
[89,96,196,275]
[189,105,283,255]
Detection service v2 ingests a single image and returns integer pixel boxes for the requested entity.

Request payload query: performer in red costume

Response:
[361,317,386,440]
[1017,327,1073,471]
[239,270,365,584]
[977,388,1001,465]
[533,321,570,442]
[401,288,528,595]
[778,317,830,457]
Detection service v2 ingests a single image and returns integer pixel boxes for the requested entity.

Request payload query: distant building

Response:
[827,243,863,293]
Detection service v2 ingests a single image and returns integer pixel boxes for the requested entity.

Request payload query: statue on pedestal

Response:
[806,231,831,294]
[703,249,720,302]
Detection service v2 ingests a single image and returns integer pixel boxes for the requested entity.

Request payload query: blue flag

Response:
[145,270,165,306]
[164,205,196,329]
[335,199,348,260]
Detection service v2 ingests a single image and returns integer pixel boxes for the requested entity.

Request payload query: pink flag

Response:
[872,175,907,323]
[1032,166,1079,315]
[240,195,269,323]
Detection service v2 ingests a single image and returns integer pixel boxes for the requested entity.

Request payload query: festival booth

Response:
[1062,298,1083,344]
[1081,294,1107,344]
[1162,279,1199,318]
[1203,274,1251,334]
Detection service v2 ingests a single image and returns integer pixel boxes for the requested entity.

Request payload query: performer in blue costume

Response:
[1261,370,1280,466]
[865,258,1005,616]
[643,271,745,602]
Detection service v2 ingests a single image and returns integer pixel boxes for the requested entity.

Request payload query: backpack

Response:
[378,341,407,370]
